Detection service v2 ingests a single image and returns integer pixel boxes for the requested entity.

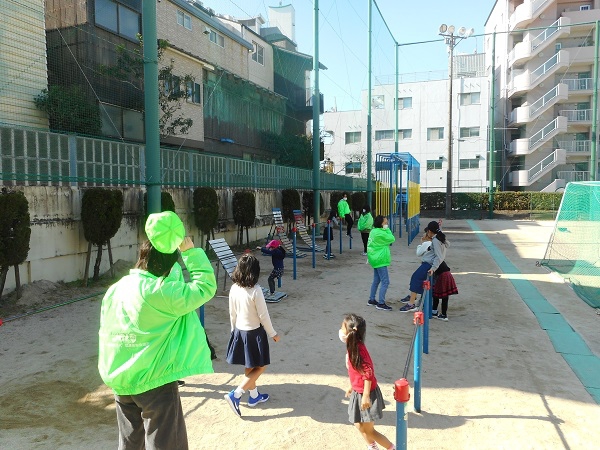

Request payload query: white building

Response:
[318,54,490,193]
[485,0,600,191]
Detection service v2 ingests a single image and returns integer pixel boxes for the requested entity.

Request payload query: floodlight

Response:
[448,25,455,34]
[458,27,466,36]
[466,28,475,37]
[439,24,448,33]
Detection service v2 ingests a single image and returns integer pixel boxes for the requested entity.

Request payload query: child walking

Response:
[224,254,280,417]
[339,313,395,450]
[258,239,286,295]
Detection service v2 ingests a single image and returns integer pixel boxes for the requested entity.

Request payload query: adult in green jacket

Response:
[367,215,396,311]
[337,192,354,238]
[98,211,217,450]
[357,204,374,255]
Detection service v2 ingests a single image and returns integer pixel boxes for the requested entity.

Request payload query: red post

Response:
[394,378,410,402]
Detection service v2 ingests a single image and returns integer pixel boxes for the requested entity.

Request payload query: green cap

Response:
[145,211,185,254]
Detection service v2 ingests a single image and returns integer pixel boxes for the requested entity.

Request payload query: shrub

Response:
[193,187,219,249]
[143,191,176,216]
[351,192,366,212]
[302,192,325,223]
[0,190,31,301]
[282,189,301,223]
[233,191,256,245]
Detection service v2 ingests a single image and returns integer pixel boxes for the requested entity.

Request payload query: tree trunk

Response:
[245,226,249,245]
[0,266,8,303]
[13,265,21,300]
[83,242,92,287]
[107,240,114,278]
[238,225,243,245]
[93,243,103,281]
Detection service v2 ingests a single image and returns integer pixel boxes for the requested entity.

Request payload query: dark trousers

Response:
[361,232,369,253]
[344,214,354,235]
[268,267,284,293]
[114,381,188,450]
[433,296,448,315]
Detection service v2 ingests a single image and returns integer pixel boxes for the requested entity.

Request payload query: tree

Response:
[282,189,300,231]
[193,187,219,250]
[0,189,31,302]
[100,36,193,138]
[232,191,256,246]
[261,132,323,169]
[34,86,102,136]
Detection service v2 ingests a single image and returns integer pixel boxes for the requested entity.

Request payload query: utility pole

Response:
[312,0,321,224]
[591,20,599,181]
[489,31,496,218]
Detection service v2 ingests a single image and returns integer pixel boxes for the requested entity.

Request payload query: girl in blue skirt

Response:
[224,254,280,417]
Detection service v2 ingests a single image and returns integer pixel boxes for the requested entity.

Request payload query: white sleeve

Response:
[254,288,277,337]
[416,242,431,257]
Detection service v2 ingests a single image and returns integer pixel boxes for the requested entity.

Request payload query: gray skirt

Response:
[348,385,385,423]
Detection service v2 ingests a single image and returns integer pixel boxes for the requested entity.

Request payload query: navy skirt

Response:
[226,325,270,368]
[409,262,432,294]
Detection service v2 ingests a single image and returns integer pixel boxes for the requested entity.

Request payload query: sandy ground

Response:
[1,219,599,450]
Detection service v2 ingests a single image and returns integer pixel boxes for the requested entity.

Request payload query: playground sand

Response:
[1,219,599,449]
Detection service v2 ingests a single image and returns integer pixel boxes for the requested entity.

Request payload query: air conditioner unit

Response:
[203,26,210,35]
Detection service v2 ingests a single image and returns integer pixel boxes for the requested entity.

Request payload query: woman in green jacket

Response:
[357,204,374,256]
[98,211,217,449]
[367,215,396,311]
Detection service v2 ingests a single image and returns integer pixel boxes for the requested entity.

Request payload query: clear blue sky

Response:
[201,0,495,111]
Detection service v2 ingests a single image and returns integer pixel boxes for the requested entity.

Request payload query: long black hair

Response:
[426,220,446,244]
[342,313,367,373]
[232,254,260,287]
[135,240,178,278]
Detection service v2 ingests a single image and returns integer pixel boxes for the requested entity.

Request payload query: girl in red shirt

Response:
[339,313,395,450]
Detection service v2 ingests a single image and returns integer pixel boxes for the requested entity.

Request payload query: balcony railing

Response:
[531,53,560,84]
[531,18,561,51]
[557,170,589,182]
[563,78,593,91]
[557,140,591,153]
[529,85,559,117]
[559,109,592,122]
[529,118,560,149]
[528,151,559,182]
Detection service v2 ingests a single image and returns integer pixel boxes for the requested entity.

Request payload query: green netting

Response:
[541,181,600,308]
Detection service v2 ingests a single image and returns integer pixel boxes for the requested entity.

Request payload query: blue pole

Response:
[198,306,204,327]
[311,223,316,268]
[394,378,410,450]
[327,220,332,259]
[339,219,343,254]
[292,228,297,280]
[423,279,431,355]
[413,311,424,412]
[349,221,352,249]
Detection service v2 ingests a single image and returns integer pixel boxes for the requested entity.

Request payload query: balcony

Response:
[556,170,590,182]
[509,116,568,155]
[509,149,566,186]
[563,78,593,92]
[508,17,570,67]
[556,140,591,155]
[509,0,553,31]
[509,83,568,125]
[508,50,569,97]
[559,109,592,123]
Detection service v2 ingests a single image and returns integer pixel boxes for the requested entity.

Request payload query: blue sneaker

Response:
[224,390,241,417]
[247,392,269,407]
[399,303,417,312]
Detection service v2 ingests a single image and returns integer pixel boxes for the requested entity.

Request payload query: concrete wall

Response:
[1,186,328,296]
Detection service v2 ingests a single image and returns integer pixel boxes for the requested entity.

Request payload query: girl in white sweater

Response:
[224,254,280,417]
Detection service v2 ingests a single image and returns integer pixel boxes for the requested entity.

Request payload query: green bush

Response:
[81,189,124,245]
[421,191,563,212]
[233,191,256,245]
[193,187,219,248]
[0,190,31,269]
[282,189,301,223]
[302,192,325,222]
[351,192,366,212]
[143,191,176,216]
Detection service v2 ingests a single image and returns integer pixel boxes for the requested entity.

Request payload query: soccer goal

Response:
[541,181,600,308]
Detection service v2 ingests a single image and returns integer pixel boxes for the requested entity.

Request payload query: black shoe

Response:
[376,303,393,311]
[177,380,185,387]
[367,299,378,307]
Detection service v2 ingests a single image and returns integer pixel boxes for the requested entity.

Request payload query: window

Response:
[345,131,361,144]
[372,95,385,109]
[186,81,201,104]
[164,75,181,96]
[459,127,480,138]
[100,103,144,141]
[460,158,480,169]
[345,162,362,174]
[95,0,140,40]
[427,159,443,170]
[427,127,444,140]
[252,41,264,65]
[459,92,481,106]
[580,5,591,11]
[375,130,394,140]
[210,30,225,47]
[397,97,412,109]
[399,129,412,140]
[177,10,192,30]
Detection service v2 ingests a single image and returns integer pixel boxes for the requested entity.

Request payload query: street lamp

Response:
[439,24,474,219]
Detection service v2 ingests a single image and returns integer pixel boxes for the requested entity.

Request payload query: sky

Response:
[201,0,496,112]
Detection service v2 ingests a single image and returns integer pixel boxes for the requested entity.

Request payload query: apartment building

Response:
[0,0,48,129]
[485,0,600,191]
[320,54,489,193]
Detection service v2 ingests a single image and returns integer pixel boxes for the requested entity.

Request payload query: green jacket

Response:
[367,227,396,268]
[98,248,217,395]
[357,213,373,232]
[337,198,351,217]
